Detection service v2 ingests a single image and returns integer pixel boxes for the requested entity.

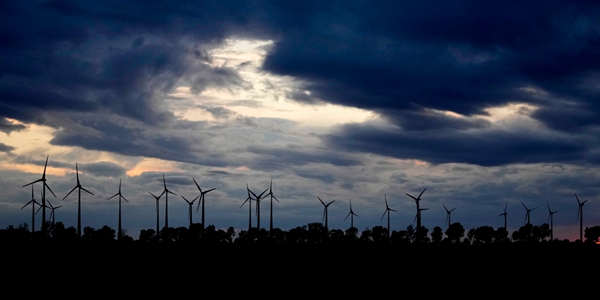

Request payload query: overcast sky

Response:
[2,1,600,240]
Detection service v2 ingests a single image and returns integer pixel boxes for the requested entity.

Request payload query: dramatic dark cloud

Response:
[0,143,14,153]
[79,161,127,178]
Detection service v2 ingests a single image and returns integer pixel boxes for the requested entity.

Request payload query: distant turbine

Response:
[381,196,396,239]
[161,174,177,230]
[344,199,359,229]
[499,202,508,230]
[575,193,588,241]
[192,178,215,230]
[443,204,456,229]
[22,155,56,235]
[107,179,128,241]
[318,197,335,230]
[520,201,537,225]
[263,178,280,234]
[406,188,426,229]
[241,184,255,231]
[62,163,94,238]
[46,199,62,230]
[149,191,164,235]
[547,203,558,241]
[181,195,199,229]
[247,185,268,230]
[21,185,41,233]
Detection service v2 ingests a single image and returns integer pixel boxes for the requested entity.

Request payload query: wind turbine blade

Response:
[344,212,351,221]
[258,188,269,198]
[122,196,129,203]
[327,200,335,206]
[240,198,250,208]
[406,193,417,200]
[418,187,427,199]
[22,179,43,187]
[45,183,57,198]
[193,178,203,192]
[520,201,527,209]
[21,200,34,209]
[575,193,580,204]
[42,155,49,178]
[504,202,507,214]
[582,200,588,205]
[317,197,325,206]
[390,209,397,212]
[80,187,94,196]
[62,186,78,200]
[450,208,456,213]
[322,209,326,222]
[181,196,191,204]
[381,210,387,221]
[107,193,119,200]
[204,188,216,194]
[272,195,280,203]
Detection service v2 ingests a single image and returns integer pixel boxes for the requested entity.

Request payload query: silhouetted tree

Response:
[415,226,429,243]
[512,224,549,243]
[494,227,510,244]
[139,229,156,242]
[51,222,77,241]
[431,226,443,245]
[471,226,495,245]
[445,223,464,243]
[345,227,359,242]
[370,226,389,243]
[584,226,600,244]
[391,225,415,244]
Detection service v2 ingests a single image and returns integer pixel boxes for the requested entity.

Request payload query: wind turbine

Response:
[192,178,215,230]
[241,184,255,231]
[344,199,359,229]
[22,155,56,235]
[381,195,396,239]
[263,178,280,234]
[181,195,199,229]
[443,204,456,229]
[62,163,94,238]
[547,203,558,241]
[46,199,62,230]
[575,193,588,241]
[406,187,426,229]
[161,174,176,230]
[318,197,335,229]
[149,191,164,235]
[520,201,537,225]
[21,185,41,233]
[247,185,268,230]
[107,178,128,241]
[499,202,508,230]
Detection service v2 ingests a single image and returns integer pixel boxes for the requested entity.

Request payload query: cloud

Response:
[79,162,127,178]
[0,143,14,153]
[324,121,588,166]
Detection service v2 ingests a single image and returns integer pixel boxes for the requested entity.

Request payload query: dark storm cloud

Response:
[3,1,600,168]
[0,143,14,153]
[325,122,588,166]
[0,118,25,134]
[245,144,361,169]
[79,162,127,178]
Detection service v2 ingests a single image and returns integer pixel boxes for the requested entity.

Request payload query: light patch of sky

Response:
[169,39,377,129]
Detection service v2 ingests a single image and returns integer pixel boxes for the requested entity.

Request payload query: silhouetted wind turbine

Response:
[575,193,588,241]
[443,204,456,229]
[22,155,56,235]
[406,188,426,229]
[264,178,280,234]
[46,199,62,230]
[414,208,429,225]
[161,174,176,230]
[318,197,335,229]
[241,184,255,231]
[547,203,557,240]
[62,163,94,238]
[344,199,359,229]
[520,201,537,225]
[499,202,508,230]
[381,196,396,239]
[21,185,41,233]
[149,191,164,235]
[192,178,215,230]
[248,185,268,230]
[181,195,199,229]
[107,179,128,241]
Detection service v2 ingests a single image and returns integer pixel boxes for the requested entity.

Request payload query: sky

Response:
[2,0,600,241]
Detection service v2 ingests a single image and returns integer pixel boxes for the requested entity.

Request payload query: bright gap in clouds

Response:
[170,38,377,129]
